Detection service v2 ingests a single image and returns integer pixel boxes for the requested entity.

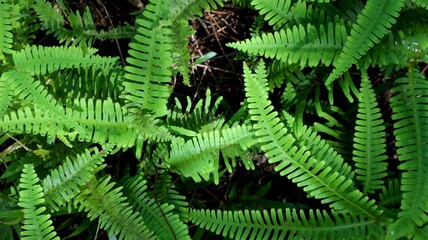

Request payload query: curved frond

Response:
[122,175,191,240]
[0,0,13,57]
[75,176,155,240]
[43,148,107,210]
[18,164,59,240]
[123,0,173,117]
[243,61,381,218]
[326,0,405,87]
[168,124,256,183]
[227,20,348,67]
[352,72,388,194]
[12,45,118,76]
[389,70,428,232]
[189,208,377,240]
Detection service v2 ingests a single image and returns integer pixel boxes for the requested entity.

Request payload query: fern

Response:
[18,164,59,240]
[352,72,388,194]
[189,208,377,239]
[0,0,13,58]
[75,176,155,240]
[121,174,191,240]
[243,61,381,218]
[326,0,406,87]
[42,148,107,210]
[389,70,428,236]
[227,20,348,67]
[123,0,173,117]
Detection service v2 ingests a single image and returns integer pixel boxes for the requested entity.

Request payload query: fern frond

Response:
[75,176,155,240]
[379,179,401,218]
[18,164,59,240]
[168,124,256,183]
[0,0,13,58]
[326,0,406,87]
[189,208,377,240]
[43,148,107,210]
[411,0,428,9]
[251,0,293,28]
[244,61,381,218]
[122,175,191,240]
[352,72,388,194]
[389,70,428,233]
[170,0,225,22]
[227,20,348,67]
[12,45,118,76]
[123,0,173,117]
[0,71,12,116]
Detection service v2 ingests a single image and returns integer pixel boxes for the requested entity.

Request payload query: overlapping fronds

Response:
[3,70,64,116]
[389,70,428,235]
[326,0,406,87]
[18,164,59,240]
[67,98,136,147]
[170,0,225,22]
[352,72,387,194]
[122,175,191,240]
[227,20,348,67]
[189,208,376,240]
[12,45,118,76]
[168,124,256,183]
[123,0,173,117]
[43,148,107,210]
[167,89,224,137]
[75,176,155,240]
[244,61,381,218]
[34,0,134,47]
[0,0,13,57]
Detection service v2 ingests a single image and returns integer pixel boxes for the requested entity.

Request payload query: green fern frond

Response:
[167,89,225,136]
[379,179,401,218]
[75,176,155,240]
[227,20,348,67]
[123,0,173,117]
[12,45,118,76]
[170,0,225,22]
[43,148,107,210]
[122,175,191,240]
[33,0,64,38]
[171,19,193,86]
[326,0,406,87]
[0,0,13,58]
[68,98,136,147]
[244,61,381,218]
[389,70,428,233]
[18,164,59,240]
[4,70,63,116]
[0,71,12,116]
[411,0,428,9]
[189,208,377,240]
[168,124,256,183]
[251,0,293,28]
[352,72,388,194]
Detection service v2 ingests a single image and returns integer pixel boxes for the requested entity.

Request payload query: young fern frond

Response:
[0,0,13,58]
[43,148,107,210]
[352,72,388,194]
[227,20,348,67]
[121,175,191,240]
[123,0,173,117]
[75,176,155,240]
[389,70,428,235]
[168,124,256,183]
[244,61,381,218]
[326,0,405,87]
[18,164,60,240]
[189,208,378,240]
[12,45,118,76]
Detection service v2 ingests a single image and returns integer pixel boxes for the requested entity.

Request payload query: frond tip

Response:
[18,164,60,240]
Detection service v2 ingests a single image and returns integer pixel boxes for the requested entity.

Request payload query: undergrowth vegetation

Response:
[0,0,427,239]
